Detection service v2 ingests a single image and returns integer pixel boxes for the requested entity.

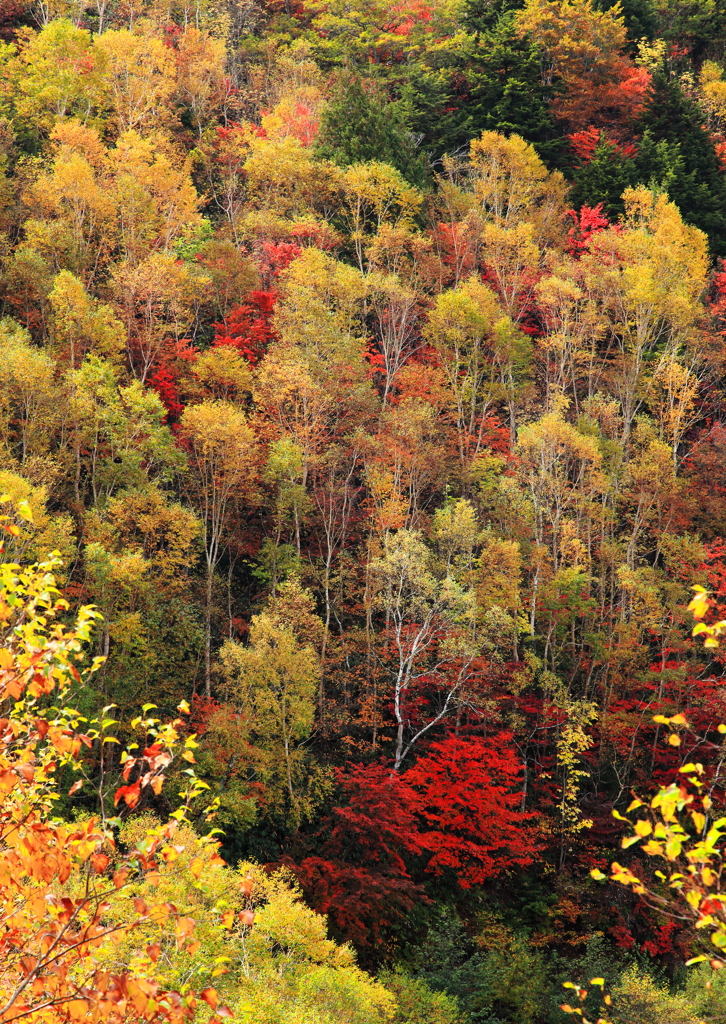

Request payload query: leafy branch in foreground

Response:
[0,493,230,1024]
[561,585,726,1024]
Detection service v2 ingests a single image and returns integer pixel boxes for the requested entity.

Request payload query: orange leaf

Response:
[91,853,109,873]
[114,782,141,808]
[201,989,218,1010]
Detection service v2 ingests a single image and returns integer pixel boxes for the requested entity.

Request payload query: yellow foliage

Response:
[96,27,176,134]
[515,0,627,86]
[468,131,568,243]
[698,60,726,124]
[0,470,75,572]
[341,162,423,271]
[49,269,124,367]
[0,321,60,470]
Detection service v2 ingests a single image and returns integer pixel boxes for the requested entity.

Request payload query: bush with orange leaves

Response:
[0,494,229,1024]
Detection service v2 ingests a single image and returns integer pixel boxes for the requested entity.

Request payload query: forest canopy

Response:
[5,0,726,1019]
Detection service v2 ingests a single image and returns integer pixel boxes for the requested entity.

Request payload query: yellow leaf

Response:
[688,590,710,620]
[666,837,682,860]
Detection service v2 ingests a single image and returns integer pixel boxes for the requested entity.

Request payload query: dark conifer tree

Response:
[635,73,726,254]
[593,0,656,43]
[450,13,564,164]
[461,0,524,34]
[315,74,428,186]
[570,134,637,218]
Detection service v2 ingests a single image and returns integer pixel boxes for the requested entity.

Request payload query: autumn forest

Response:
[5,0,726,1020]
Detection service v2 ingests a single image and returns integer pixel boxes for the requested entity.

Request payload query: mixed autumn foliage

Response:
[8,0,726,1018]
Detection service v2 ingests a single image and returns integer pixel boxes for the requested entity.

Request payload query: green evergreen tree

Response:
[452,14,564,164]
[593,0,657,43]
[398,66,465,162]
[570,134,637,218]
[635,73,726,254]
[651,0,726,61]
[461,0,524,34]
[316,74,428,186]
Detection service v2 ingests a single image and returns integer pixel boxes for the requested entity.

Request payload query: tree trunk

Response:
[205,563,213,698]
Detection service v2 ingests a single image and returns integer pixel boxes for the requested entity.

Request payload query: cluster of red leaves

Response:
[555,60,649,135]
[212,290,278,365]
[289,733,538,947]
[565,203,610,256]
[149,366,184,422]
[430,222,479,283]
[148,339,200,424]
[713,135,726,172]
[569,126,636,162]
[406,734,538,885]
[255,240,302,283]
[289,762,425,948]
[390,0,432,35]
[265,102,320,145]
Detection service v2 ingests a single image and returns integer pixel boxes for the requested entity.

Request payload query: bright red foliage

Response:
[149,365,184,422]
[405,733,539,886]
[569,126,605,162]
[255,240,302,285]
[430,221,478,284]
[212,289,278,365]
[289,732,539,946]
[569,126,637,162]
[290,763,426,947]
[565,203,610,256]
